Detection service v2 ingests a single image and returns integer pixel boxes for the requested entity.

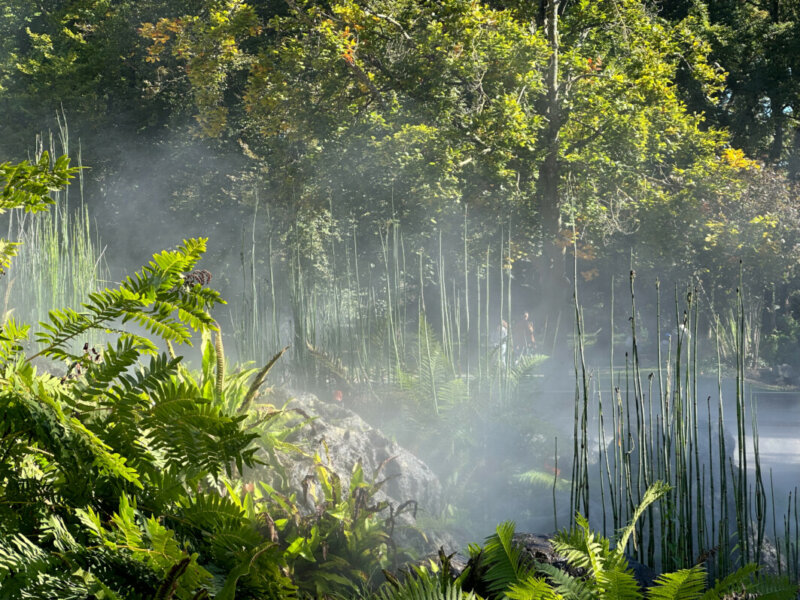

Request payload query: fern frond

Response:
[0,153,76,213]
[698,563,757,599]
[0,378,142,491]
[740,576,799,600]
[209,522,267,558]
[506,575,563,600]
[535,562,593,600]
[34,307,99,361]
[0,239,19,274]
[506,353,548,389]
[596,567,642,600]
[647,566,706,600]
[68,417,143,488]
[178,492,247,532]
[74,336,142,405]
[515,469,570,492]
[376,568,481,600]
[552,514,611,576]
[0,317,29,362]
[144,380,258,477]
[482,521,536,594]
[0,533,88,599]
[118,351,181,395]
[616,481,670,554]
[121,303,191,344]
[35,240,220,361]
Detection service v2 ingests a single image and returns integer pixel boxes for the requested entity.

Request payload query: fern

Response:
[73,336,144,405]
[143,379,259,478]
[534,562,593,600]
[695,562,798,600]
[0,163,287,598]
[0,533,90,599]
[0,153,76,214]
[615,481,670,555]
[505,353,548,389]
[697,562,757,599]
[177,492,247,533]
[506,575,564,600]
[376,567,482,600]
[481,521,536,595]
[33,239,221,362]
[647,567,706,600]
[739,575,800,600]
[77,496,212,598]
[596,567,642,600]
[515,469,570,492]
[0,239,20,275]
[0,317,29,362]
[552,514,613,576]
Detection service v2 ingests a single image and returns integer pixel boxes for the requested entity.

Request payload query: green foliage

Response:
[647,568,706,600]
[272,458,411,598]
[0,153,77,275]
[0,152,76,214]
[514,470,570,493]
[614,481,671,553]
[447,483,797,600]
[0,230,267,595]
[0,164,418,599]
[479,521,536,595]
[134,0,745,255]
[376,566,483,600]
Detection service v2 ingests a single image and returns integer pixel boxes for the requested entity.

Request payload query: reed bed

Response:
[227,202,797,579]
[229,207,534,406]
[570,268,798,579]
[1,123,109,345]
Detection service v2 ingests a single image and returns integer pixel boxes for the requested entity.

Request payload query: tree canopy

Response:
[0,0,798,302]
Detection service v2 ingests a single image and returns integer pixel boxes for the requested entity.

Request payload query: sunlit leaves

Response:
[35,237,222,362]
[0,154,77,275]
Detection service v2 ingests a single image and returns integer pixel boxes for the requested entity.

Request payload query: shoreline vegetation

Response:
[2,0,800,595]
[0,155,797,598]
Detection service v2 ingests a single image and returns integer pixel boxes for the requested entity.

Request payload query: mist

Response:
[8,113,800,564]
[2,0,800,591]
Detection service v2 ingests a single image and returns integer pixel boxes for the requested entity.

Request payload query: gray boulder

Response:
[271,390,456,554]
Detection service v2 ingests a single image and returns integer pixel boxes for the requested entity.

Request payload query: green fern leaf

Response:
[482,521,536,594]
[552,514,611,576]
[0,239,19,274]
[535,562,593,600]
[375,568,482,600]
[698,563,757,599]
[647,567,706,600]
[515,469,570,492]
[734,574,799,600]
[597,567,641,600]
[506,575,563,600]
[615,482,670,555]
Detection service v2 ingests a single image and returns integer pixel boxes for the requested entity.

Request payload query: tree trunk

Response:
[788,127,800,180]
[537,0,567,296]
[770,100,784,163]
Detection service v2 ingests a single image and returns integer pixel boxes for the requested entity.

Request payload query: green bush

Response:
[377,482,799,600]
[0,157,406,599]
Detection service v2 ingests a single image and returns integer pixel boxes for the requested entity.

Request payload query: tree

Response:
[649,0,800,175]
[140,0,747,294]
